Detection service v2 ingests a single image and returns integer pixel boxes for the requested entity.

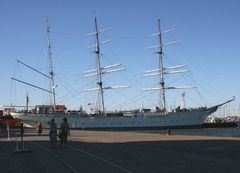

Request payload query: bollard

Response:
[7,124,10,141]
[15,132,19,151]
[20,122,24,149]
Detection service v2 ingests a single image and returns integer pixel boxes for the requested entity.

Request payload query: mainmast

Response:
[94,16,105,115]
[82,16,129,115]
[46,20,56,110]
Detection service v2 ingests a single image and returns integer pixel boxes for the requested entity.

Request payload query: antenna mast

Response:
[25,93,29,112]
[94,16,105,115]
[46,19,56,110]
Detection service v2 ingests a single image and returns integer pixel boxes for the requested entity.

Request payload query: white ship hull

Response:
[11,106,218,129]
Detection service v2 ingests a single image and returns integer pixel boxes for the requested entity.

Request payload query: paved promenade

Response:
[1,129,240,173]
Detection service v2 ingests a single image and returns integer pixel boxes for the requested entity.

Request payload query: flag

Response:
[181,92,185,97]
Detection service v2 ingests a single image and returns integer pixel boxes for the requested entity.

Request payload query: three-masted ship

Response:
[11,18,232,129]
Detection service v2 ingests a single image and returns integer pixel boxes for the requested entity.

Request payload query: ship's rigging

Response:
[143,19,196,111]
[11,19,57,110]
[81,16,130,115]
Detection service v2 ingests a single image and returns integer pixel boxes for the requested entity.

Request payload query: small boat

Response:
[202,122,238,128]
[0,115,18,125]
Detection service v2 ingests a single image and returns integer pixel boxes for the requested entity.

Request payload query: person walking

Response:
[48,118,57,148]
[59,117,70,148]
[37,122,42,135]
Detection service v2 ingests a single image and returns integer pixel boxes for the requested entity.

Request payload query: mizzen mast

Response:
[11,20,57,109]
[46,19,56,110]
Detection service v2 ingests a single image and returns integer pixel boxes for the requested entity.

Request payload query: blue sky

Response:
[0,0,239,115]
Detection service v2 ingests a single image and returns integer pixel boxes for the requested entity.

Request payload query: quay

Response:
[1,129,240,173]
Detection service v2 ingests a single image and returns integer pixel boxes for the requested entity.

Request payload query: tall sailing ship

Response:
[10,18,233,129]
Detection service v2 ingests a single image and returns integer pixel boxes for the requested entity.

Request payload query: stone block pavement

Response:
[1,129,240,173]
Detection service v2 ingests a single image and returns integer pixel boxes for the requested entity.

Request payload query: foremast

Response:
[157,19,166,110]
[143,19,195,111]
